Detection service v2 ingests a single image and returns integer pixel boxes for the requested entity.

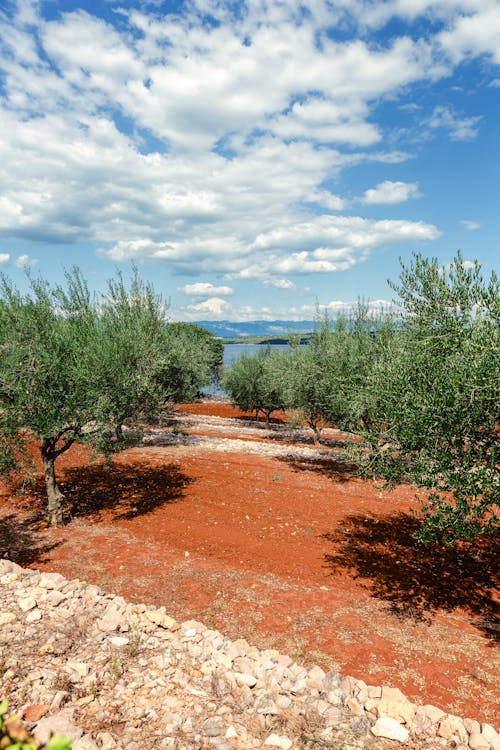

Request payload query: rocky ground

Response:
[1,559,498,750]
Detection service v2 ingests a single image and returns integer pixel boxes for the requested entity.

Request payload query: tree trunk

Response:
[41,439,65,527]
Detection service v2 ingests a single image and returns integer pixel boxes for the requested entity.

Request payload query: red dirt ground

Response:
[1,402,498,725]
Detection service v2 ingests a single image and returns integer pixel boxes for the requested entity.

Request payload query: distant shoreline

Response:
[220,334,312,345]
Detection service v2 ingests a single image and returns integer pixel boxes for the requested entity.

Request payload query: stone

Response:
[438,716,468,743]
[371,717,409,743]
[33,710,83,745]
[96,732,116,750]
[22,704,50,722]
[422,704,446,724]
[481,724,499,744]
[307,665,326,689]
[0,612,16,625]
[203,719,225,737]
[110,636,130,647]
[264,734,293,750]
[381,686,408,703]
[345,697,364,716]
[73,737,100,750]
[145,610,180,630]
[468,733,490,750]
[38,572,66,590]
[98,606,126,632]
[19,596,37,611]
[225,725,238,739]
[67,661,90,677]
[464,719,481,735]
[45,590,67,607]
[26,609,43,623]
[374,697,416,724]
[235,672,257,688]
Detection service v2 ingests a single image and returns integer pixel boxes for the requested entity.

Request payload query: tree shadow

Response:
[278,455,356,483]
[322,512,499,640]
[31,461,193,522]
[0,511,61,566]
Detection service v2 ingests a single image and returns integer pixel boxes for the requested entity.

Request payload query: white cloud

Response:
[438,4,500,65]
[425,105,481,141]
[267,279,295,289]
[460,220,481,231]
[0,253,10,265]
[14,253,37,267]
[180,282,234,296]
[187,297,230,317]
[0,0,492,294]
[361,180,421,205]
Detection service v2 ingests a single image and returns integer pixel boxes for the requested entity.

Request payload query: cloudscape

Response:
[0,0,498,321]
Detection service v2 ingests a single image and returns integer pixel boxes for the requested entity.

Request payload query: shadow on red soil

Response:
[28,462,193,522]
[0,512,61,567]
[322,512,500,640]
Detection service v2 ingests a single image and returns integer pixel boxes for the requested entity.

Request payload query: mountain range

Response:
[196,320,315,338]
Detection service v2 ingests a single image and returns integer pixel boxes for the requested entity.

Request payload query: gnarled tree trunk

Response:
[40,431,76,527]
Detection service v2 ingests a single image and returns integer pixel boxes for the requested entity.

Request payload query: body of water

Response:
[204,342,291,396]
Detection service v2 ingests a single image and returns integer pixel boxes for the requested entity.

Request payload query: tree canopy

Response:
[0,268,169,525]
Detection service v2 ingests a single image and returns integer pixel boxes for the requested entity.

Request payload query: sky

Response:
[0,0,499,322]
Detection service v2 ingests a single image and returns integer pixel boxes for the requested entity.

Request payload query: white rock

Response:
[67,661,90,677]
[468,733,490,750]
[264,734,293,749]
[38,572,66,589]
[481,724,499,744]
[73,736,100,750]
[110,636,129,647]
[371,717,409,743]
[26,608,43,623]
[235,672,257,688]
[225,726,238,739]
[0,612,16,625]
[19,596,37,611]
[33,710,83,745]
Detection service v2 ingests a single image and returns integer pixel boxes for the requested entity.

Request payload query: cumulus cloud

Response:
[180,282,234,296]
[361,181,421,205]
[460,219,481,231]
[0,253,10,265]
[187,297,230,317]
[14,253,37,267]
[425,105,481,140]
[0,0,496,299]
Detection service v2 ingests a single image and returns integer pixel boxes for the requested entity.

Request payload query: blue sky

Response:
[0,0,499,321]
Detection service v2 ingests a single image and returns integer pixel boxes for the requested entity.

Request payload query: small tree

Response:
[365,252,499,543]
[222,347,286,425]
[0,268,169,526]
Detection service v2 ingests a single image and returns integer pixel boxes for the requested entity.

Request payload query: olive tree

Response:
[0,268,169,526]
[222,347,287,425]
[365,252,499,543]
[162,322,223,402]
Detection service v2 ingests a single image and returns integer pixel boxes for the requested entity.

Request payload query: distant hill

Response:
[196,320,314,338]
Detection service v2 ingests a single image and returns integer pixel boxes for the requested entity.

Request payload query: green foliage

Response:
[0,700,71,750]
[362,252,499,543]
[284,306,393,442]
[222,347,287,424]
[162,322,223,402]
[0,267,170,524]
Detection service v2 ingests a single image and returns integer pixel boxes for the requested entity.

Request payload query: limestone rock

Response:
[468,733,490,750]
[33,709,83,745]
[264,734,293,749]
[371,717,409,742]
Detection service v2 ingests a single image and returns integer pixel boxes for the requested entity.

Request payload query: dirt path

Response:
[1,401,498,724]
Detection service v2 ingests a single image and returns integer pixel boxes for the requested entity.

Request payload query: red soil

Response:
[1,402,498,725]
